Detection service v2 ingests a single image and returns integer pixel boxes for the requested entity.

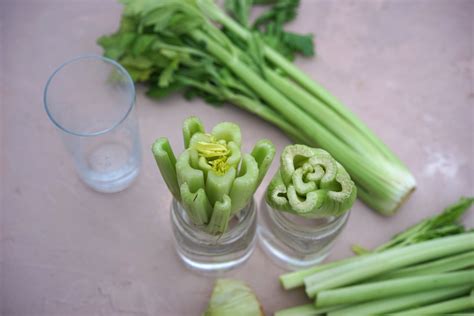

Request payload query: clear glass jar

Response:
[258,198,350,270]
[171,198,256,273]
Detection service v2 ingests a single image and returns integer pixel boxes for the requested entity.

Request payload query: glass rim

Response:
[43,54,136,137]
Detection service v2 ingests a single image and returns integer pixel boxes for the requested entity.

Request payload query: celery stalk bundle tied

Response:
[98,0,416,215]
[266,144,356,217]
[152,116,275,235]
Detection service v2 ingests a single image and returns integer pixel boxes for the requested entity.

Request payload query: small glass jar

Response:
[258,198,350,270]
[171,198,257,273]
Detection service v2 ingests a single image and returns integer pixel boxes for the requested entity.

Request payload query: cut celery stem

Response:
[304,233,474,297]
[328,286,472,316]
[275,304,344,316]
[316,270,474,307]
[152,138,180,200]
[280,255,361,290]
[392,290,474,315]
[375,250,474,281]
[281,242,474,291]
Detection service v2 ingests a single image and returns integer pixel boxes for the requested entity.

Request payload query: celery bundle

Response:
[98,0,416,215]
[266,144,356,217]
[276,198,474,315]
[152,116,275,234]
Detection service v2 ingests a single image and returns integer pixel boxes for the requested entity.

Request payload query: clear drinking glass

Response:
[44,55,141,193]
[171,198,257,273]
[258,198,350,270]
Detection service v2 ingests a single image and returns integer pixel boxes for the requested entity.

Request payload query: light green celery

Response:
[226,142,241,168]
[207,195,232,235]
[316,270,474,307]
[275,304,343,316]
[250,139,276,187]
[203,278,263,316]
[211,121,242,146]
[183,116,205,149]
[393,290,474,315]
[304,233,474,297]
[152,137,180,200]
[229,154,259,214]
[279,256,360,290]
[264,68,380,158]
[180,184,211,225]
[190,28,414,216]
[280,239,474,291]
[175,78,294,139]
[152,116,275,234]
[266,144,356,217]
[198,0,404,167]
[206,167,236,205]
[196,0,416,215]
[328,286,472,316]
[225,92,314,145]
[176,149,205,193]
[374,250,474,281]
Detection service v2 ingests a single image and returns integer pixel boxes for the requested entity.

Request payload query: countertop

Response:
[1,0,473,315]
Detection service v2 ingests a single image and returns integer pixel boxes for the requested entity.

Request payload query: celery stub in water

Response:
[203,278,264,316]
[266,144,356,218]
[152,116,275,235]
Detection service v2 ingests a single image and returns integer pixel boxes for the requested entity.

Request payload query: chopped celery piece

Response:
[203,279,263,316]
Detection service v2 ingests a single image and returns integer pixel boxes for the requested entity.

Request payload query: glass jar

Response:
[258,198,350,270]
[171,198,256,273]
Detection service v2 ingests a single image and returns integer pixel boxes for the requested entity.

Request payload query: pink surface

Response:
[1,0,473,315]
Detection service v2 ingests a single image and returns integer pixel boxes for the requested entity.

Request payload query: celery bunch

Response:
[152,116,275,234]
[266,144,356,217]
[98,0,416,215]
[276,198,474,315]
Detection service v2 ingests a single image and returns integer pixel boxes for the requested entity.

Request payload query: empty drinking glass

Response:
[44,55,141,193]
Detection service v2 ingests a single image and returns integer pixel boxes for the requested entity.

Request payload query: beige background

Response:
[1,0,473,315]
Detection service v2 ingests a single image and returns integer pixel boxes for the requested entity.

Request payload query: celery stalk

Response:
[304,233,474,297]
[328,286,472,316]
[375,250,474,281]
[152,138,180,200]
[393,290,474,315]
[183,116,205,149]
[206,167,236,205]
[229,154,259,214]
[279,256,360,290]
[316,270,474,307]
[250,139,276,187]
[275,304,343,316]
[207,195,232,235]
